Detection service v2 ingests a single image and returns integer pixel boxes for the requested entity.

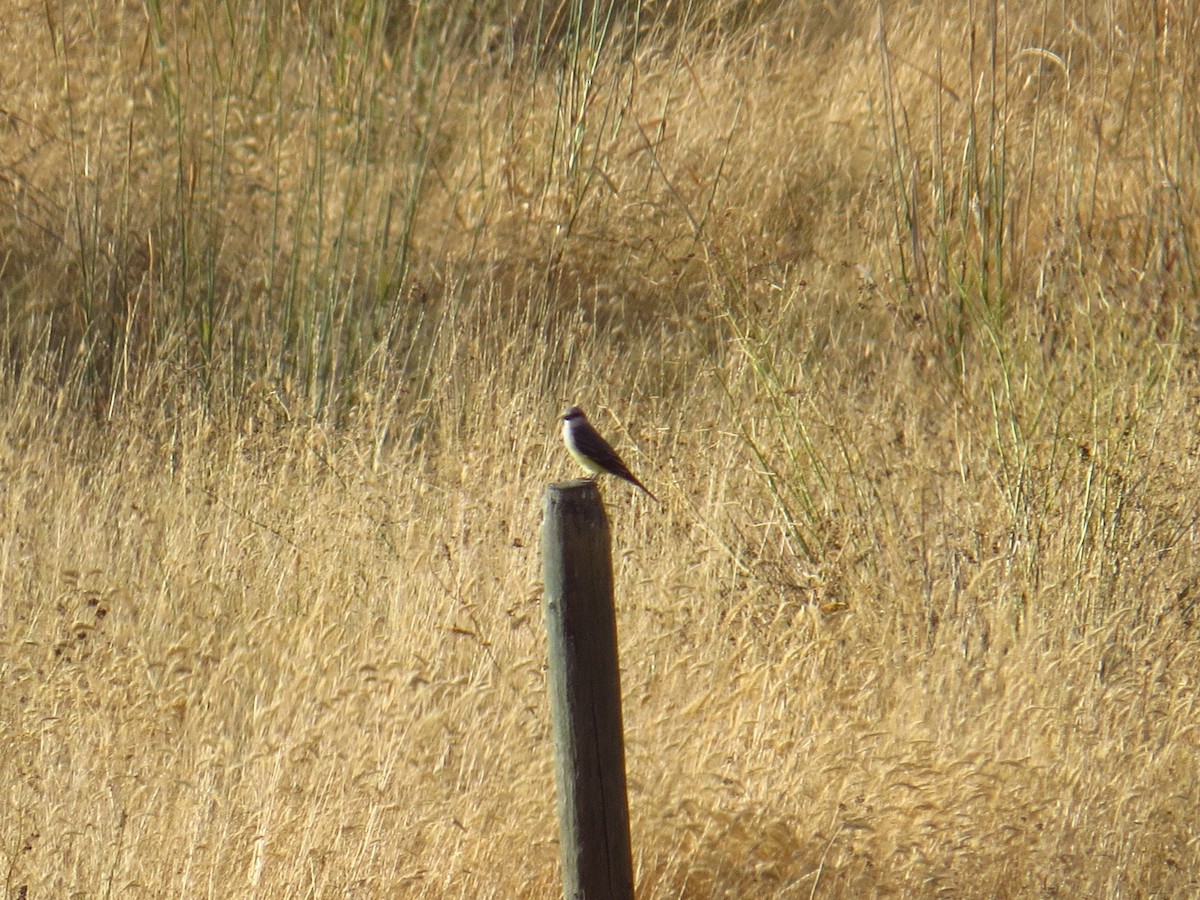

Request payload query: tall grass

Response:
[2,0,1198,896]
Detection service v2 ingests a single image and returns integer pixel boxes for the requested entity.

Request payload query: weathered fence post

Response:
[542,479,635,900]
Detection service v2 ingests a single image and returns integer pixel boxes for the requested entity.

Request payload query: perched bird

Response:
[561,405,659,502]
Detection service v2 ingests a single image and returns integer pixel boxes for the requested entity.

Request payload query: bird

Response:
[561,405,659,502]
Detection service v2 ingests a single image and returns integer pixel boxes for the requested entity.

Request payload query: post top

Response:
[546,478,601,495]
[543,479,608,525]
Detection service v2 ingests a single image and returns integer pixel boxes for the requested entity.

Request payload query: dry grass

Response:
[2,0,1199,896]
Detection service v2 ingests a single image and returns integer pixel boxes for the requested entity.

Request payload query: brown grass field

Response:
[2,0,1199,896]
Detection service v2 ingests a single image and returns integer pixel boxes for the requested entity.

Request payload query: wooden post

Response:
[542,479,634,900]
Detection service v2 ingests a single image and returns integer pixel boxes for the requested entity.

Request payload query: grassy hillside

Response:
[2,0,1198,896]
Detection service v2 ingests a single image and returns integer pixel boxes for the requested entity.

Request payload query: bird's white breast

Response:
[563,418,603,475]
